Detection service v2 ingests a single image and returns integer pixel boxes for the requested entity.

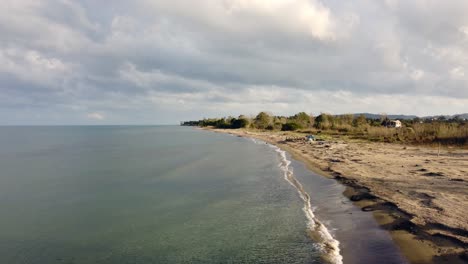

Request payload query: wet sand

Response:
[209,128,468,264]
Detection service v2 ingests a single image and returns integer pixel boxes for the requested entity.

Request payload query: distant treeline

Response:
[181,112,468,145]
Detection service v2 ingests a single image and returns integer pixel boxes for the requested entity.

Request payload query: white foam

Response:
[249,138,263,145]
[273,145,343,264]
[247,140,343,264]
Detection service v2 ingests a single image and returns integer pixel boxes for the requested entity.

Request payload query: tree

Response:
[291,112,311,128]
[379,113,388,122]
[309,114,315,128]
[231,118,249,128]
[254,112,272,129]
[353,114,367,128]
[314,113,333,130]
[282,122,301,131]
[341,114,354,126]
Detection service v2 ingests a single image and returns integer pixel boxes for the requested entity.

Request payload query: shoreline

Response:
[206,127,468,264]
[269,142,343,264]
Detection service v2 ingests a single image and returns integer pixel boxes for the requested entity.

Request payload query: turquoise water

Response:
[0,126,319,263]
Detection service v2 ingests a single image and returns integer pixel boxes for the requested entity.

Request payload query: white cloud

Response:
[224,0,336,40]
[450,67,465,79]
[460,26,468,37]
[143,85,468,117]
[0,48,72,86]
[118,62,219,92]
[384,0,399,10]
[86,112,105,120]
[24,50,67,71]
[0,1,93,53]
[141,0,345,41]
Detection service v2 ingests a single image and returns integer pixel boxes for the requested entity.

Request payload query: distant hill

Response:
[454,113,468,119]
[351,113,418,120]
[422,113,468,120]
[347,113,468,120]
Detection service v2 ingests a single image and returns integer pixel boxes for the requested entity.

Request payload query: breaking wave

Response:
[251,138,343,264]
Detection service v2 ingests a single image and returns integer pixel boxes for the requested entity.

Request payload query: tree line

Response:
[181,112,314,131]
[181,112,468,145]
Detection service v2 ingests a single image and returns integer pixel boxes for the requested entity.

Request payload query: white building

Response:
[387,120,402,128]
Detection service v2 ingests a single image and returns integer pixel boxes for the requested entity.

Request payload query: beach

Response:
[210,128,468,264]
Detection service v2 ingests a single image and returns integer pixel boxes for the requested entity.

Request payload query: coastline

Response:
[206,127,468,264]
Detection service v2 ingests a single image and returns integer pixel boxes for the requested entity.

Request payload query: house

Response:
[383,119,402,128]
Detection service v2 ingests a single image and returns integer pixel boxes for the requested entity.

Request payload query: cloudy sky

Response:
[1,0,468,124]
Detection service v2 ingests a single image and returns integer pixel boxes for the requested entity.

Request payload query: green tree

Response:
[291,112,311,128]
[353,114,367,128]
[341,114,354,126]
[254,112,272,129]
[314,113,333,130]
[309,114,315,128]
[231,118,249,128]
[282,122,301,131]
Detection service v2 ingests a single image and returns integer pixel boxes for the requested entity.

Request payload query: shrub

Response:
[272,122,283,130]
[291,112,311,128]
[282,122,302,131]
[231,118,249,129]
[314,113,333,130]
[254,112,272,129]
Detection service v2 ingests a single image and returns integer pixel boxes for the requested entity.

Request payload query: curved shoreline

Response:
[271,142,343,264]
[206,128,468,264]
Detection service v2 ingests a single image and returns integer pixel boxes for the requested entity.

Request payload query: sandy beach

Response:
[210,128,468,264]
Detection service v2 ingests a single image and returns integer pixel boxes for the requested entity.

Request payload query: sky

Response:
[1,0,468,125]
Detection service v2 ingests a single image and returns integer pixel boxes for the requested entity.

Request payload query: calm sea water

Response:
[0,126,406,264]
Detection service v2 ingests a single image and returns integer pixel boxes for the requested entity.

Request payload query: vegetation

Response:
[254,112,272,129]
[281,122,302,131]
[181,116,250,129]
[181,112,468,145]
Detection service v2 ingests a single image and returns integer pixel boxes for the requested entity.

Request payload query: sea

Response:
[0,126,407,264]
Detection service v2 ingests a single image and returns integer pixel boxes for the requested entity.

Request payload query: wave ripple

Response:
[251,138,343,264]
